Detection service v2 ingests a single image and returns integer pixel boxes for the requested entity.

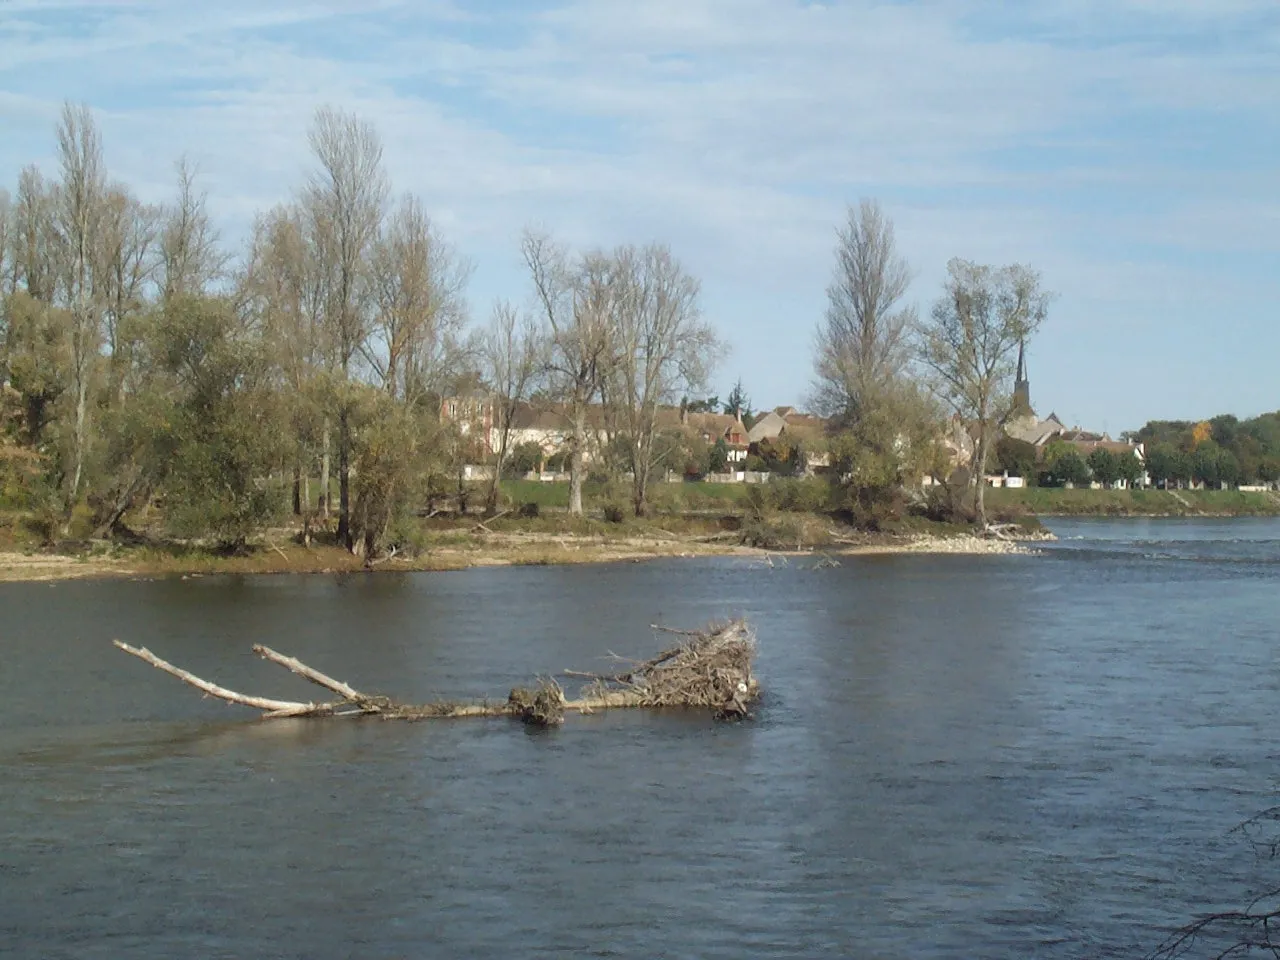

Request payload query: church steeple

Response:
[1013,339,1031,414]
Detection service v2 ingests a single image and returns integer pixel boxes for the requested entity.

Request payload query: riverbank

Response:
[985,486,1280,517]
[0,521,1047,582]
[501,479,1280,518]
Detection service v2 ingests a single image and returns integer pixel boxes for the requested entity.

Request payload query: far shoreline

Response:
[0,528,1050,584]
[6,492,1276,585]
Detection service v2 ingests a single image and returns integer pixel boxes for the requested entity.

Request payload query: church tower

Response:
[1012,339,1031,415]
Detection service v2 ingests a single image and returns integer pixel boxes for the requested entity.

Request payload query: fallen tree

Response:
[113,618,759,727]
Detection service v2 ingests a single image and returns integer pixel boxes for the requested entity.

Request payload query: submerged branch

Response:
[115,618,760,726]
[252,644,374,705]
[112,641,335,717]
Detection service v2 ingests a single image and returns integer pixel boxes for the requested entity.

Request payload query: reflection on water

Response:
[3,520,1279,958]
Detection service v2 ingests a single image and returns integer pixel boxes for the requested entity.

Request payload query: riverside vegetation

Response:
[0,105,1049,577]
[0,104,1266,582]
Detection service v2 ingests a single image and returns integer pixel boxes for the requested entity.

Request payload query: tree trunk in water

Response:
[568,407,586,516]
[320,420,331,519]
[337,408,352,552]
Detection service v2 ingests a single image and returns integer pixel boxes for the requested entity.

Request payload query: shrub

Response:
[834,482,906,530]
[740,514,806,550]
[503,441,544,478]
[769,476,830,512]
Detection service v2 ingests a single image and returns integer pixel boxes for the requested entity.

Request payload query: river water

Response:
[3,518,1280,958]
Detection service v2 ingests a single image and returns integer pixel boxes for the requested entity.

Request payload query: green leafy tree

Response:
[349,387,434,558]
[1040,444,1090,487]
[827,384,946,523]
[1087,448,1122,488]
[683,395,720,414]
[1210,414,1239,449]
[917,259,1051,526]
[150,296,284,550]
[2,291,69,446]
[723,378,750,422]
[1116,450,1144,487]
[504,441,544,478]
[1192,442,1225,488]
[995,436,1037,480]
[1216,447,1242,488]
[708,437,729,474]
[1146,443,1181,488]
[756,436,806,476]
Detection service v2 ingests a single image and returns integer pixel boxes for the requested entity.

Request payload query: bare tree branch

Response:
[521,228,614,516]
[302,106,389,549]
[609,242,721,515]
[159,157,226,302]
[916,258,1051,526]
[53,101,106,503]
[482,298,543,512]
[812,199,914,422]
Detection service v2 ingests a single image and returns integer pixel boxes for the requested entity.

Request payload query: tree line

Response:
[0,103,725,553]
[992,437,1143,489]
[0,102,1060,553]
[1130,415,1280,489]
[811,199,1052,526]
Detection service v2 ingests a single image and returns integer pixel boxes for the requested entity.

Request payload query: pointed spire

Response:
[1013,339,1031,415]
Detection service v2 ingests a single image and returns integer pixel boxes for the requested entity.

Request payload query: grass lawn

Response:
[984,486,1280,517]
[500,479,748,512]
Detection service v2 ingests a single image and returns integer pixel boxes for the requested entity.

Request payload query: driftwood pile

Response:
[113,618,759,727]
[564,618,758,719]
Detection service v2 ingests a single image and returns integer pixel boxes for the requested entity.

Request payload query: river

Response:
[3,518,1279,958]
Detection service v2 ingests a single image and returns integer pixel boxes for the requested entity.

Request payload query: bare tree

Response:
[610,243,720,516]
[10,166,58,302]
[917,259,1051,526]
[522,229,615,516]
[0,188,12,297]
[98,185,159,394]
[482,299,542,513]
[53,102,106,501]
[365,193,470,405]
[812,199,914,422]
[159,158,225,302]
[244,203,327,521]
[302,106,388,549]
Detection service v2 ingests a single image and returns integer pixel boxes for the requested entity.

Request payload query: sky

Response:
[0,0,1277,433]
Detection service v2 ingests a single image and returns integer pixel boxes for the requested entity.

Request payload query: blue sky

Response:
[1,0,1277,432]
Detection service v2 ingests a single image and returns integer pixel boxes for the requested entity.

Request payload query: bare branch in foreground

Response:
[113,641,333,717]
[115,618,759,727]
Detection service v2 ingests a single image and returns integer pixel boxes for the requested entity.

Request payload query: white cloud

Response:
[0,0,1276,425]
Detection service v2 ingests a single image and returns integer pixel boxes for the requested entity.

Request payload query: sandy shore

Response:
[0,529,1051,583]
[0,551,136,582]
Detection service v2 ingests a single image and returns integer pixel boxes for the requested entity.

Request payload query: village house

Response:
[996,347,1147,487]
[746,406,831,473]
[439,394,755,477]
[671,410,750,463]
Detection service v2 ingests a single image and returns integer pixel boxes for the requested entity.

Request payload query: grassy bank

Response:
[501,479,748,511]
[985,486,1280,517]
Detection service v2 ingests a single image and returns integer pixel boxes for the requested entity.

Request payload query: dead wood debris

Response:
[561,618,759,720]
[113,618,759,728]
